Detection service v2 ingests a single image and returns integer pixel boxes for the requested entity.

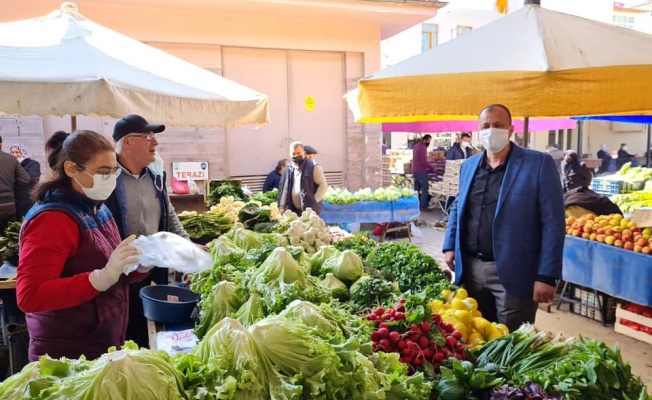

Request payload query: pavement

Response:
[368,208,652,389]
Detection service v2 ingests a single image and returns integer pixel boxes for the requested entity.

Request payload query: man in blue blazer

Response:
[442,104,565,332]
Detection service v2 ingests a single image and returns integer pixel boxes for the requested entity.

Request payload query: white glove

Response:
[89,235,140,292]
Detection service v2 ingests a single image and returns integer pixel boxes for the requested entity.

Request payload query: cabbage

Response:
[235,293,266,327]
[188,318,302,400]
[0,356,90,399]
[321,273,349,301]
[46,342,186,400]
[231,227,264,251]
[249,315,347,399]
[278,300,342,339]
[245,248,329,314]
[195,280,246,339]
[209,236,245,265]
[310,246,340,276]
[321,250,363,285]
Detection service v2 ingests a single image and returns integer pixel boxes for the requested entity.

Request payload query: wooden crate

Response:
[614,304,652,345]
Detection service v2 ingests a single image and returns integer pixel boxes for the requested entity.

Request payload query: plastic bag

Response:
[187,179,201,195]
[156,329,198,356]
[410,222,423,238]
[123,232,212,275]
[242,185,253,197]
[171,177,189,194]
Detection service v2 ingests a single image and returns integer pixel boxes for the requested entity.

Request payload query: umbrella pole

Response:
[577,121,583,157]
[647,124,651,167]
[522,116,529,148]
[71,115,77,131]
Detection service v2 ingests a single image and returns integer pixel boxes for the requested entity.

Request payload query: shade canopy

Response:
[0,3,269,127]
[353,4,652,123]
[382,117,576,134]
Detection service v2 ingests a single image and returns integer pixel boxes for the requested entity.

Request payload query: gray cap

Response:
[304,145,318,155]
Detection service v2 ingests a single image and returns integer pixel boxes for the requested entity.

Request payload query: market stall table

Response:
[561,236,652,307]
[321,197,419,242]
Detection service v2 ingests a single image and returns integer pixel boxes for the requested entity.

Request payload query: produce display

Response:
[251,188,278,206]
[3,210,650,400]
[611,191,652,213]
[206,181,246,207]
[0,221,21,266]
[324,186,415,204]
[565,213,652,253]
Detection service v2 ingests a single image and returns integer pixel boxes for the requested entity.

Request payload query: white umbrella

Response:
[0,3,269,127]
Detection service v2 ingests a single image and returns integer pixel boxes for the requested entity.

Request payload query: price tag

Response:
[167,295,180,302]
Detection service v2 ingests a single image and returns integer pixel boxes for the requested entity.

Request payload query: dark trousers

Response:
[462,255,538,333]
[0,203,16,234]
[413,172,430,209]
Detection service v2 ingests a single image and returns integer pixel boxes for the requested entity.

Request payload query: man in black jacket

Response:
[445,133,473,160]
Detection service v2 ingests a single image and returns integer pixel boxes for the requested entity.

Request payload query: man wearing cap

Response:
[105,114,189,348]
[304,145,318,161]
[278,141,328,215]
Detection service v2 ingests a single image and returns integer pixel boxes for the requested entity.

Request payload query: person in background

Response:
[442,104,565,332]
[562,150,592,192]
[278,141,327,215]
[105,114,190,349]
[304,145,318,161]
[411,134,437,211]
[617,143,637,168]
[0,135,31,232]
[445,133,473,160]
[599,150,619,175]
[545,144,565,175]
[16,130,146,361]
[10,143,41,219]
[263,159,288,192]
[597,144,608,160]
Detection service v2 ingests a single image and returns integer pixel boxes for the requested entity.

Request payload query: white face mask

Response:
[74,169,119,201]
[461,141,470,148]
[479,128,510,154]
[611,154,618,159]
[148,152,165,191]
[17,157,25,163]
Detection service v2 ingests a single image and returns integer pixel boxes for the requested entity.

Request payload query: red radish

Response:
[454,353,464,360]
[435,351,445,362]
[432,314,442,324]
[396,305,405,312]
[374,306,385,315]
[445,336,457,348]
[379,339,391,350]
[399,298,407,304]
[452,331,463,340]
[423,349,434,360]
[389,331,400,343]
[371,331,380,341]
[379,322,389,331]
[455,343,464,353]
[409,324,420,333]
[394,312,406,320]
[378,327,389,339]
[420,321,431,333]
[397,340,406,350]
[409,333,420,343]
[418,336,430,349]
[413,356,424,367]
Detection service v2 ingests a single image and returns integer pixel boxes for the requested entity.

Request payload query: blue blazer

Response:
[443,145,566,298]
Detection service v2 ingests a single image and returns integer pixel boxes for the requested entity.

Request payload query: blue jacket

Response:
[445,143,472,160]
[442,145,565,298]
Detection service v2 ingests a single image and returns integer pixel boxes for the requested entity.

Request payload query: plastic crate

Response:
[569,285,616,325]
[591,178,622,196]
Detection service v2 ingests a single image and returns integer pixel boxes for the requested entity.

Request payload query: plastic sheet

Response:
[321,197,419,224]
[563,236,652,306]
[124,232,213,275]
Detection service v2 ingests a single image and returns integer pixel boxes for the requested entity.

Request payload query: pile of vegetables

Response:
[367,297,467,376]
[273,209,330,254]
[252,188,278,206]
[429,287,509,348]
[178,211,233,240]
[0,342,186,400]
[471,324,650,400]
[324,186,415,204]
[333,232,378,259]
[0,221,21,266]
[206,181,246,207]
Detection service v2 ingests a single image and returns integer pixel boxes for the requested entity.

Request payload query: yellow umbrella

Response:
[355,4,652,123]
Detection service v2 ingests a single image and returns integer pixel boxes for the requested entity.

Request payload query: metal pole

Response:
[577,121,583,157]
[647,124,651,167]
[522,116,529,148]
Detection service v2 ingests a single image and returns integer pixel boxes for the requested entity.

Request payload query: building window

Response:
[421,23,438,53]
[612,14,635,29]
[452,25,472,39]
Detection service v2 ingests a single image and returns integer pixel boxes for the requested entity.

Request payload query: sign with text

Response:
[172,161,209,181]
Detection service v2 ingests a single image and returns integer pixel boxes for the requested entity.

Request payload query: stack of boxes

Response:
[381,155,391,187]
[431,160,464,196]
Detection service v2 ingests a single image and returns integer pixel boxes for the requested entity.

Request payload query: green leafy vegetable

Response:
[321,273,349,301]
[0,221,21,266]
[321,250,364,285]
[310,246,341,276]
[207,181,246,207]
[252,189,279,206]
[195,281,247,339]
[332,232,377,259]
